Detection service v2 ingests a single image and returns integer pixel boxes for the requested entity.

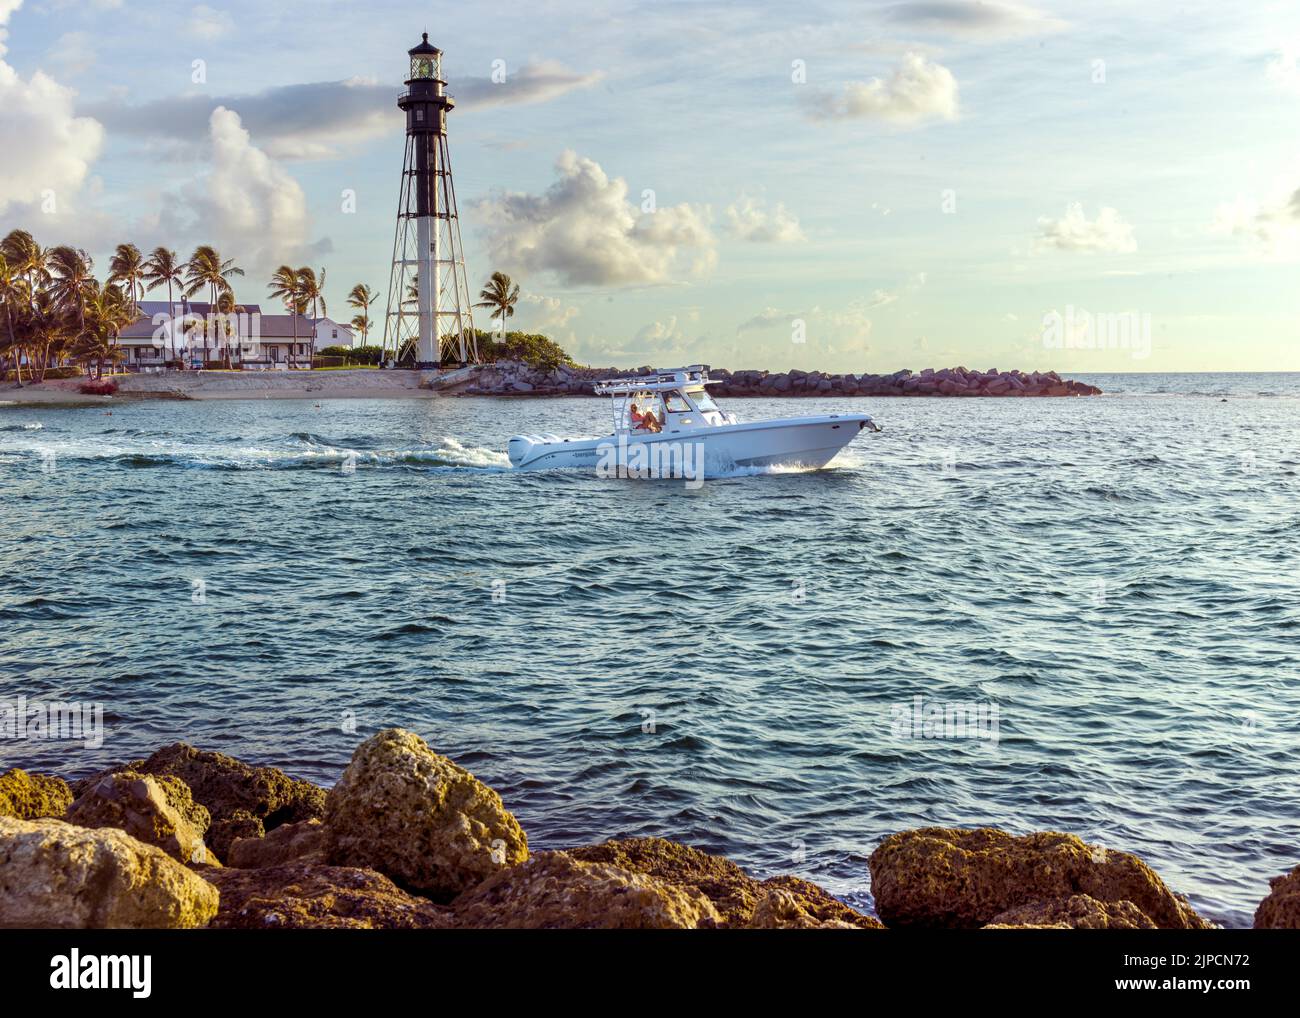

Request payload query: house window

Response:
[332,329,338,339]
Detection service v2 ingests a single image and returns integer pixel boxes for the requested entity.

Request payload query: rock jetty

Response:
[0,744,1284,929]
[454,361,1102,398]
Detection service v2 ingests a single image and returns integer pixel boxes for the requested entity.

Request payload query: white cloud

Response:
[83,63,602,162]
[517,292,580,330]
[1212,187,1300,257]
[455,61,604,110]
[735,304,873,359]
[188,5,233,41]
[633,316,686,353]
[167,107,317,275]
[806,53,958,125]
[0,0,21,56]
[1035,203,1137,253]
[0,2,104,215]
[477,150,716,287]
[865,272,927,308]
[723,197,805,243]
[1265,44,1300,92]
[884,1,1066,39]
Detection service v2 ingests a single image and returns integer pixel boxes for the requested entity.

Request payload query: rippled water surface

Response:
[2,372,1298,928]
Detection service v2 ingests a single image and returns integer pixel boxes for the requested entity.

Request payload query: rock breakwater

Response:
[0,738,1284,929]
[455,361,1102,398]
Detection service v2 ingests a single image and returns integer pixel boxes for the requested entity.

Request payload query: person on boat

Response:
[630,403,661,432]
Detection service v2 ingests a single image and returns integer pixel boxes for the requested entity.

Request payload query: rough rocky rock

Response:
[77,743,325,861]
[983,894,1159,929]
[0,768,72,820]
[455,360,1102,399]
[868,827,1210,929]
[1253,864,1300,929]
[0,816,218,928]
[208,810,265,862]
[452,850,722,929]
[747,888,862,929]
[759,874,883,929]
[204,863,454,929]
[568,836,758,925]
[228,818,325,868]
[324,728,527,898]
[67,771,217,865]
[567,837,880,928]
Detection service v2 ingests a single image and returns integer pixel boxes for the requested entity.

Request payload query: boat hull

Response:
[509,414,873,477]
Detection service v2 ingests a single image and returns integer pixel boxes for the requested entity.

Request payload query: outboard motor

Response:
[507,435,536,468]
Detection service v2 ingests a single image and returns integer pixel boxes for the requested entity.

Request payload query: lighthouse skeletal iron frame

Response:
[384,35,477,365]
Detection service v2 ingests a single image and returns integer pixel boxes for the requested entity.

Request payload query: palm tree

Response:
[474,271,520,343]
[346,283,378,344]
[214,289,246,369]
[108,244,146,314]
[297,266,328,367]
[1,230,48,305]
[77,282,134,379]
[298,266,327,318]
[47,246,96,365]
[143,247,186,364]
[184,246,243,369]
[268,265,307,369]
[14,287,66,384]
[3,231,48,379]
[0,253,22,385]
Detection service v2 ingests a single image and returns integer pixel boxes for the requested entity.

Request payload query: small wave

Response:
[712,461,826,479]
[12,436,512,473]
[1,422,42,432]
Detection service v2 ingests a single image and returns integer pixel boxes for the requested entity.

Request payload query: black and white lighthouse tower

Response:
[384,34,476,365]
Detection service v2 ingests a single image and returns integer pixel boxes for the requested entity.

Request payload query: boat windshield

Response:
[663,391,691,413]
[688,389,718,412]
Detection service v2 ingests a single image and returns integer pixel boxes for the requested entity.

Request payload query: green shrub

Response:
[473,329,576,371]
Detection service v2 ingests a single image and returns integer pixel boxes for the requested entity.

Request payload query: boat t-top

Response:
[507,365,878,478]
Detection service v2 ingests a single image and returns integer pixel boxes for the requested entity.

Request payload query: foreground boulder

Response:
[569,836,758,925]
[759,874,883,929]
[983,895,1158,929]
[228,818,325,868]
[0,816,218,928]
[205,863,453,929]
[452,850,721,929]
[869,828,1209,929]
[77,743,326,861]
[1253,864,1300,928]
[324,728,527,898]
[0,768,73,820]
[67,771,216,865]
[569,837,879,928]
[748,888,863,929]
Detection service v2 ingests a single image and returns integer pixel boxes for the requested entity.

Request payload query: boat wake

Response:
[1,432,512,473]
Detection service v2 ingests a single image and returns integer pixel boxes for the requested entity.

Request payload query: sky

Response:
[1,0,1299,373]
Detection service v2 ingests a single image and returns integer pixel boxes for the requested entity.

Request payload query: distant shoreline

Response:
[1,362,1105,406]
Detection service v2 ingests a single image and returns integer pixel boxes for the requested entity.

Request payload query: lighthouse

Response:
[383,33,476,366]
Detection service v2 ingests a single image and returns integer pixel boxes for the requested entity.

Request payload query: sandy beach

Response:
[0,369,445,406]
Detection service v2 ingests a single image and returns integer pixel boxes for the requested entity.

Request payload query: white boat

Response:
[507,365,879,479]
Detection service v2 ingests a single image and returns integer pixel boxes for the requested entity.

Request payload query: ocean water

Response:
[1,372,1298,928]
